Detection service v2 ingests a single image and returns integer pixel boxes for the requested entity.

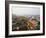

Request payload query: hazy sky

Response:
[12,6,40,16]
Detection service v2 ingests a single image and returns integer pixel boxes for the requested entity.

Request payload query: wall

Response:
[0,0,46,38]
